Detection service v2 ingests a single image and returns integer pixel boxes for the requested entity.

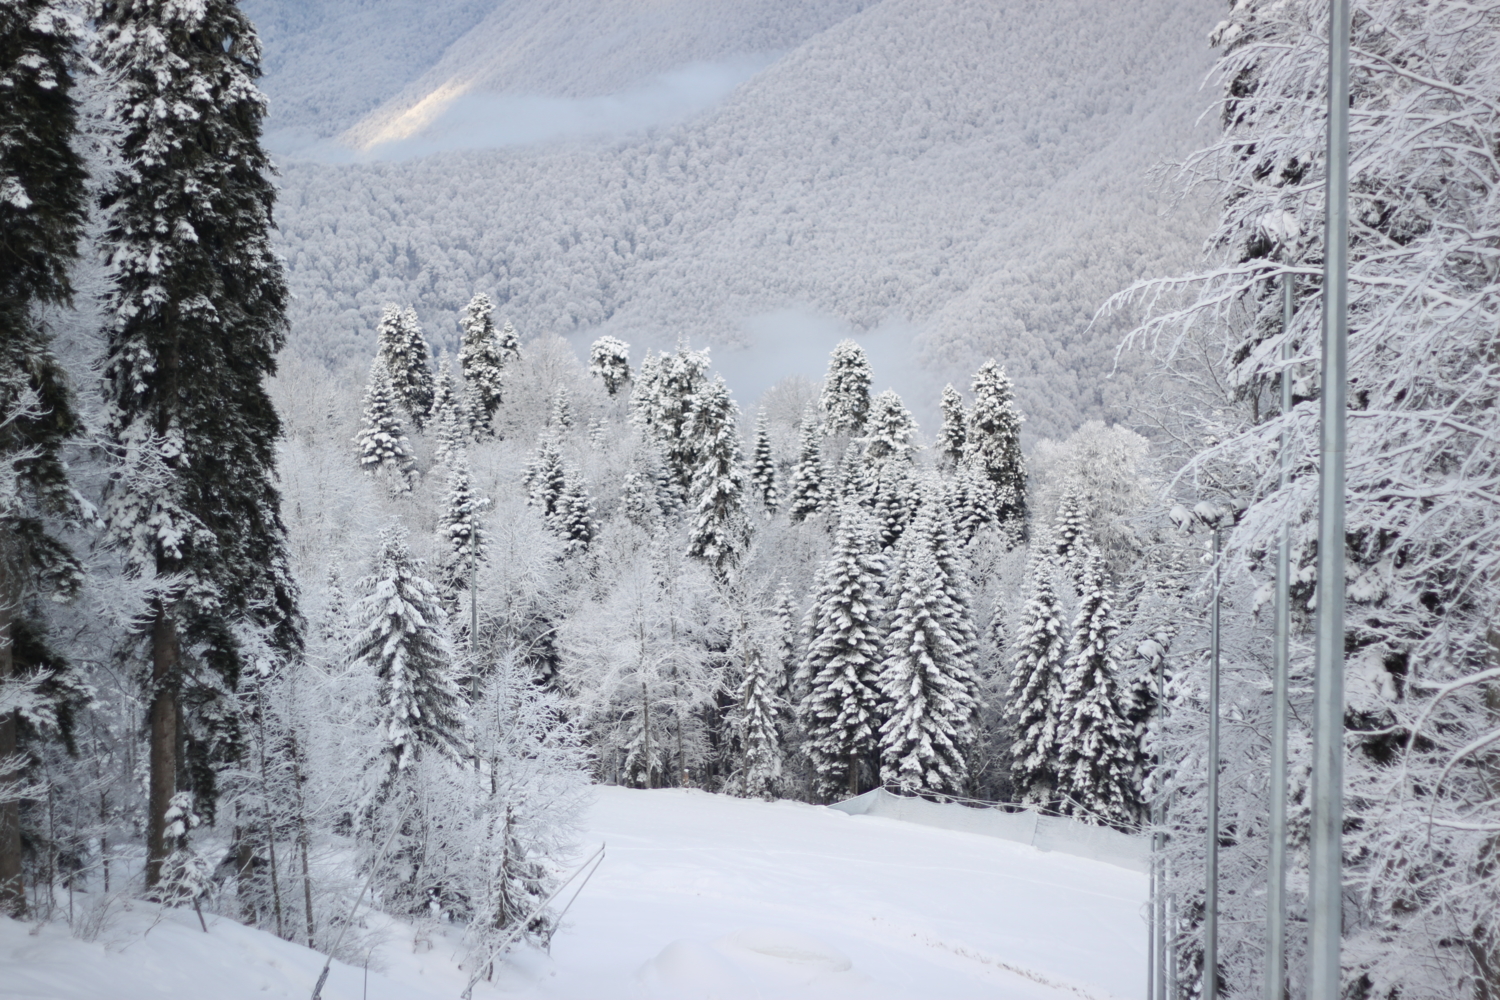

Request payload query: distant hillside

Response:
[267,0,1221,440]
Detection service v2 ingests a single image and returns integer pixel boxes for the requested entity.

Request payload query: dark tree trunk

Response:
[145,606,179,888]
[0,551,23,917]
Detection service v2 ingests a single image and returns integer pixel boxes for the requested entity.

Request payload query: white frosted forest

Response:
[1,1,1498,999]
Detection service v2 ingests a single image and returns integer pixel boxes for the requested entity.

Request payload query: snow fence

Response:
[828,789,1149,873]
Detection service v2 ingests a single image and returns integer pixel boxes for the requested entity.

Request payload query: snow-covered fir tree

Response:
[1051,488,1091,593]
[95,0,300,889]
[375,305,434,430]
[786,415,826,523]
[731,646,783,799]
[355,357,415,487]
[685,377,749,584]
[547,469,596,558]
[1053,547,1138,828]
[819,339,872,437]
[0,0,89,916]
[877,486,980,795]
[549,386,573,431]
[965,360,1027,530]
[437,450,487,608]
[431,356,470,467]
[458,292,508,437]
[1006,546,1066,809]
[630,346,711,498]
[938,384,966,469]
[350,528,467,789]
[944,461,995,546]
[524,441,566,520]
[588,335,631,396]
[798,502,886,799]
[749,409,778,516]
[870,461,917,551]
[861,389,917,465]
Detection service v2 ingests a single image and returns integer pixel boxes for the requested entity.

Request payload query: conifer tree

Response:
[786,416,826,523]
[799,503,886,799]
[1054,548,1140,828]
[1051,488,1091,593]
[95,0,301,888]
[355,358,415,487]
[431,356,467,467]
[965,360,1027,529]
[1006,547,1066,809]
[376,305,434,430]
[495,319,521,366]
[620,468,660,528]
[870,461,917,551]
[437,451,486,606]
[0,0,88,915]
[685,377,748,583]
[820,339,872,436]
[549,387,573,431]
[458,293,507,436]
[749,409,778,516]
[588,336,632,396]
[862,389,917,464]
[630,347,711,496]
[938,384,966,469]
[732,647,783,799]
[944,462,995,545]
[351,528,468,786]
[548,469,596,557]
[524,442,566,521]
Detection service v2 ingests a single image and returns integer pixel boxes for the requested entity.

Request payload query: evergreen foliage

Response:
[438,450,486,603]
[786,416,826,523]
[731,646,783,799]
[819,339,871,437]
[458,292,507,436]
[861,389,917,465]
[1054,548,1139,828]
[965,360,1027,528]
[548,469,596,558]
[749,409,778,516]
[524,442,566,521]
[375,305,434,430]
[938,384,966,469]
[588,335,632,396]
[630,346,711,497]
[1006,547,1066,809]
[355,358,415,486]
[431,356,468,467]
[685,377,748,584]
[798,503,886,799]
[1051,488,1091,593]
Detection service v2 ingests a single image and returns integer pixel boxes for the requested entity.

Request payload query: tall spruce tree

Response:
[355,357,415,487]
[877,489,980,794]
[431,356,467,467]
[458,293,507,436]
[732,646,783,799]
[548,469,596,558]
[938,383,966,469]
[861,389,917,465]
[375,305,434,430]
[1054,547,1140,828]
[0,0,88,916]
[786,416,826,523]
[749,409,778,516]
[685,377,748,584]
[798,502,886,799]
[437,450,486,609]
[965,360,1027,530]
[1051,488,1091,593]
[524,442,566,521]
[588,335,631,396]
[1006,546,1066,809]
[819,339,871,437]
[95,0,301,889]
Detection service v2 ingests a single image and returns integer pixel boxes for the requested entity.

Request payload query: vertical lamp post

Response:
[1310,1,1350,997]
[1265,275,1295,1000]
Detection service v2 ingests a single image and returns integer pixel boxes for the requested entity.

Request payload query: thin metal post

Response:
[1155,641,1170,1000]
[1265,275,1294,1000]
[1309,2,1350,997]
[1205,524,1222,1000]
[469,527,478,647]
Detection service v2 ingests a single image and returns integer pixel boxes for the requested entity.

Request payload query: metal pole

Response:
[1309,2,1350,997]
[1265,276,1294,1000]
[1204,524,1222,1000]
[1154,653,1169,1000]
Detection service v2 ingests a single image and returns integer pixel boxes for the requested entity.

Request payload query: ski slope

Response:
[0,787,1147,1000]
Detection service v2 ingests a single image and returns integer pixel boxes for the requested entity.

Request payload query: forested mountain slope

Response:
[269,0,1222,439]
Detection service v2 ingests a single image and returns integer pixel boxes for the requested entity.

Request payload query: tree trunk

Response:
[0,550,24,917]
[145,606,179,888]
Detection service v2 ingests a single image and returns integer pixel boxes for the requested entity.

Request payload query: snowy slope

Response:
[265,0,1222,439]
[0,787,1147,1000]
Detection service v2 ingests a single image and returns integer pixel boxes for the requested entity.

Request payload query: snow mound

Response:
[639,928,860,999]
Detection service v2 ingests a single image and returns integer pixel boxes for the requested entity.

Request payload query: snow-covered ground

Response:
[0,787,1147,1000]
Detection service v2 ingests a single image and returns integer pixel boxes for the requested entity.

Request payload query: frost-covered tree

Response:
[458,293,507,436]
[685,377,748,584]
[1051,488,1091,593]
[819,339,871,437]
[877,488,980,795]
[799,503,886,799]
[786,416,826,523]
[437,451,486,608]
[95,0,301,888]
[1054,548,1138,828]
[631,346,712,497]
[588,336,631,396]
[549,386,573,431]
[938,384,966,469]
[548,469,596,558]
[351,528,467,790]
[1006,547,1066,809]
[861,389,917,465]
[431,357,468,467]
[523,442,566,521]
[870,461,917,551]
[944,461,995,546]
[375,305,434,430]
[731,646,783,799]
[965,360,1026,529]
[749,409,778,516]
[355,358,415,487]
[0,0,88,915]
